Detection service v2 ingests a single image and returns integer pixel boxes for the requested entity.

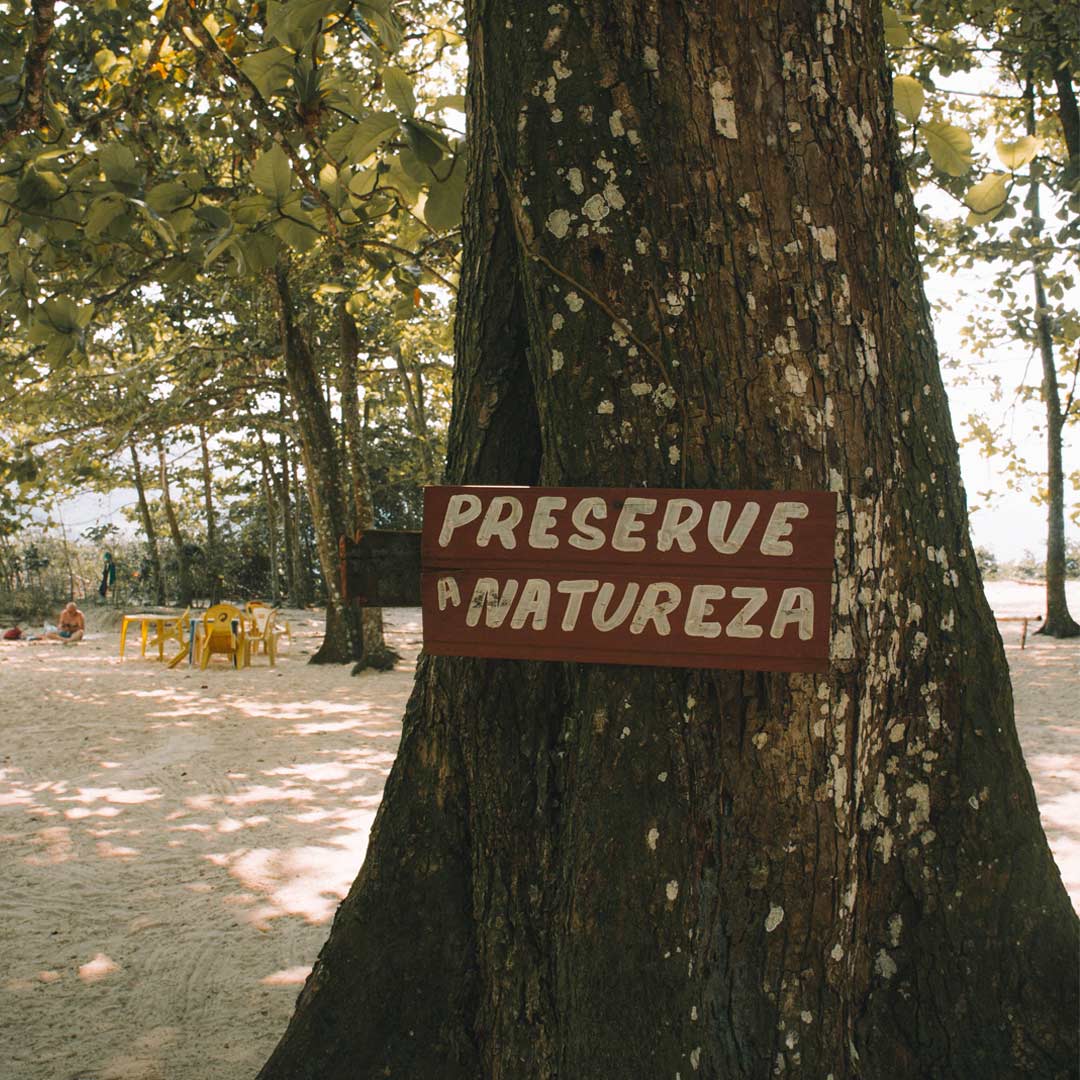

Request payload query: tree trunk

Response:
[198,422,221,605]
[290,451,315,606]
[257,436,281,605]
[276,404,302,606]
[260,4,1078,1078]
[156,436,193,607]
[129,443,165,605]
[1026,84,1080,637]
[394,343,437,483]
[272,264,364,663]
[339,297,397,672]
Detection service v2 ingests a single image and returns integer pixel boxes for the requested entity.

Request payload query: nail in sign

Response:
[421,486,836,672]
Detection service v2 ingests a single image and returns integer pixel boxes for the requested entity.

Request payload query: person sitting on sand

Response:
[43,602,85,643]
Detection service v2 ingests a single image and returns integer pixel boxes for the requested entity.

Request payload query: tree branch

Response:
[0,0,57,148]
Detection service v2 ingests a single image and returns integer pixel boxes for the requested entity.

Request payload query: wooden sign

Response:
[421,486,836,672]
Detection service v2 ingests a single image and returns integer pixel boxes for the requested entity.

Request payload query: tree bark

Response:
[156,436,193,607]
[260,3,1078,1078]
[272,263,364,663]
[129,442,165,605]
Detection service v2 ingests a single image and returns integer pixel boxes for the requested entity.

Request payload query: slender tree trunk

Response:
[264,6,1077,1071]
[129,443,165,605]
[156,436,193,607]
[198,422,220,605]
[257,437,281,605]
[339,297,397,671]
[276,405,302,605]
[393,344,436,483]
[272,264,363,663]
[1027,83,1079,637]
[290,451,314,606]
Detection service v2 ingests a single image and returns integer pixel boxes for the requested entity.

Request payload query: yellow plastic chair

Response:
[245,608,285,667]
[197,603,246,670]
[149,608,190,664]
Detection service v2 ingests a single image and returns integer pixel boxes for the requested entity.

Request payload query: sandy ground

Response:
[0,584,1076,1080]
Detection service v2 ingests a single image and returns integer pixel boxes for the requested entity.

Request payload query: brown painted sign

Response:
[421,486,836,672]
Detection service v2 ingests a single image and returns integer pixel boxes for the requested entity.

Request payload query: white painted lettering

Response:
[592,581,640,631]
[511,578,551,629]
[726,586,767,638]
[557,579,600,630]
[656,498,702,553]
[770,587,814,640]
[685,584,726,638]
[528,496,566,549]
[476,496,523,549]
[437,576,461,611]
[760,500,809,556]
[612,497,658,552]
[707,501,759,554]
[438,493,482,546]
[568,497,608,550]
[466,578,519,628]
[630,582,681,636]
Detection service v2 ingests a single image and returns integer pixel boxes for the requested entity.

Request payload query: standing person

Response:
[98,551,116,599]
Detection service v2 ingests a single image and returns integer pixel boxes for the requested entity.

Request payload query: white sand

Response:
[0,585,1076,1079]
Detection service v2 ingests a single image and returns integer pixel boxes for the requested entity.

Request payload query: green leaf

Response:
[346,111,400,164]
[995,135,1042,171]
[430,94,466,114]
[94,48,118,75]
[84,195,127,241]
[382,156,421,205]
[882,5,910,46]
[240,232,282,271]
[403,118,449,168]
[397,147,431,183]
[267,0,339,47]
[252,144,293,203]
[145,181,192,214]
[963,172,1009,224]
[382,67,416,115]
[423,157,466,231]
[273,216,320,252]
[239,47,294,98]
[355,2,401,52]
[98,144,141,189]
[232,193,273,225]
[892,75,924,123]
[921,121,974,177]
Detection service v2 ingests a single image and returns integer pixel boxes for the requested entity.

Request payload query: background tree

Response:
[888,0,1080,634]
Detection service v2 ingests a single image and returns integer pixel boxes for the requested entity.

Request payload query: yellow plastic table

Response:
[119,613,172,661]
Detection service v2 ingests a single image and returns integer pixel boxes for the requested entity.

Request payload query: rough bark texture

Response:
[273,265,364,663]
[260,3,1078,1078]
[128,442,165,605]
